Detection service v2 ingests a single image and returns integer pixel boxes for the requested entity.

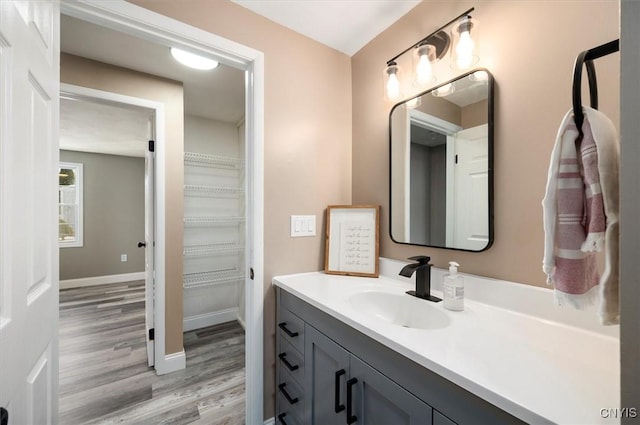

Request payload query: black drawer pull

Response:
[278,352,299,371]
[278,413,289,425]
[278,322,299,338]
[278,383,299,405]
[334,369,346,413]
[347,377,358,424]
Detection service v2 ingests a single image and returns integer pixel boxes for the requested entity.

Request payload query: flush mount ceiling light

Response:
[384,7,479,101]
[170,48,219,70]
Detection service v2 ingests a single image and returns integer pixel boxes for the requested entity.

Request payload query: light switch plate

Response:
[291,215,316,237]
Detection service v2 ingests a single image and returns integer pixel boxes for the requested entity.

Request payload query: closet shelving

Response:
[184,184,244,198]
[183,242,244,257]
[183,149,245,331]
[184,216,245,227]
[183,269,245,290]
[184,151,244,169]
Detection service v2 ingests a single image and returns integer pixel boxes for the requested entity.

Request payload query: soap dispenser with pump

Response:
[443,261,464,311]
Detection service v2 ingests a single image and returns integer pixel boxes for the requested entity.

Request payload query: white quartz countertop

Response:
[272,270,620,425]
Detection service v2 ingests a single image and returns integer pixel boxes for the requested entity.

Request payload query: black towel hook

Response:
[572,39,619,142]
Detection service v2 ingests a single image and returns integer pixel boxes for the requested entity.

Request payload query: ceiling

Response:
[60,1,422,157]
[230,0,422,56]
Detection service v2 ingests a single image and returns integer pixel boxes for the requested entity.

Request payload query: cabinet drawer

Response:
[278,338,304,386]
[276,411,302,425]
[278,307,305,353]
[434,410,457,425]
[277,369,304,423]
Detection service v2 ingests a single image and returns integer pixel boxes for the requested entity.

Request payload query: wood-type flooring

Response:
[59,281,245,424]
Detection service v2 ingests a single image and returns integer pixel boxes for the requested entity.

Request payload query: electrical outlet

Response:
[121,254,128,262]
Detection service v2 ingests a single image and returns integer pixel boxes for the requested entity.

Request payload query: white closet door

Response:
[0,1,60,423]
[452,124,489,250]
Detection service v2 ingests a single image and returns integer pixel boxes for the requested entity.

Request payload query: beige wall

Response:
[353,1,619,287]
[416,95,461,125]
[59,150,145,280]
[461,99,488,129]
[61,53,185,355]
[127,0,352,418]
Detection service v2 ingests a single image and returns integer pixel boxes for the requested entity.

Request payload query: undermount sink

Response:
[347,290,451,330]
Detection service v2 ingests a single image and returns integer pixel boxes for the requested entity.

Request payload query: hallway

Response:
[59,281,245,424]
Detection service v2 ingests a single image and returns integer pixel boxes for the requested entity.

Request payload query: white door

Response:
[144,138,155,367]
[452,124,489,250]
[0,1,60,424]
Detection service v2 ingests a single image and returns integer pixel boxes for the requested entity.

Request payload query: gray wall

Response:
[59,150,145,280]
[621,1,640,421]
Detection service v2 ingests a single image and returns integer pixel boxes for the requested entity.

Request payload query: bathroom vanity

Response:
[273,262,619,425]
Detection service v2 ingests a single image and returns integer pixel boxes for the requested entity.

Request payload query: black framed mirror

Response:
[389,68,494,251]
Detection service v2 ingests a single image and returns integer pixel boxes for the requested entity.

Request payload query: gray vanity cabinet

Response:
[304,325,349,424]
[350,354,432,424]
[304,323,432,425]
[276,287,525,425]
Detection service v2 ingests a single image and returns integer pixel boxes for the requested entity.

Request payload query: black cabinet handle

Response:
[334,369,346,413]
[278,322,299,338]
[278,352,299,371]
[346,377,358,424]
[277,413,289,425]
[1,407,7,425]
[278,383,299,405]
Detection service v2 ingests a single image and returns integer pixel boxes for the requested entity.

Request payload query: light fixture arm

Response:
[386,7,475,66]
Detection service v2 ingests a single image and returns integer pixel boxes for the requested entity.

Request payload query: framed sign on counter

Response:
[324,205,380,278]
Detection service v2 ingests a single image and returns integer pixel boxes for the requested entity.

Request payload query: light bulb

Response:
[455,30,474,69]
[385,62,402,101]
[414,44,434,86]
[406,97,421,109]
[469,70,488,82]
[433,83,454,97]
[386,73,401,100]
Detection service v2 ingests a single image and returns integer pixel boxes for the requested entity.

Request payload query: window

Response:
[58,162,83,247]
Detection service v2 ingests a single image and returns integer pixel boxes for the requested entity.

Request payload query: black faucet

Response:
[399,256,442,302]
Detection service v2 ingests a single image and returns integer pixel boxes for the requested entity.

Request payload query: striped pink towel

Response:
[542,111,604,307]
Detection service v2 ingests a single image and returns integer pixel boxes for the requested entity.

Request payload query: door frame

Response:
[60,83,164,370]
[60,1,265,423]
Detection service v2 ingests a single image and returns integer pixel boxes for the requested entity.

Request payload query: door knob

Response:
[137,242,146,248]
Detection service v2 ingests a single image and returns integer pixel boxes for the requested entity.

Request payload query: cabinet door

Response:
[304,325,350,425]
[350,355,432,425]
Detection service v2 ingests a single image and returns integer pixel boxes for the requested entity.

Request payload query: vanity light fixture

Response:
[406,96,422,109]
[451,15,479,70]
[384,7,479,101]
[384,61,402,101]
[170,47,219,70]
[432,83,455,97]
[469,70,489,82]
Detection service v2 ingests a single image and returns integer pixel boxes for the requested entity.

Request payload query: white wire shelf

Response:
[184,152,244,169]
[183,269,245,289]
[183,242,244,257]
[184,185,244,198]
[184,216,245,227]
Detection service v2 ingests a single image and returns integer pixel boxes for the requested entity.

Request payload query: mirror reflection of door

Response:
[451,124,489,250]
[408,112,461,246]
[389,69,493,251]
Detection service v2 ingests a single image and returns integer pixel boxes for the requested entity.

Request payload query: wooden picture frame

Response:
[324,205,380,277]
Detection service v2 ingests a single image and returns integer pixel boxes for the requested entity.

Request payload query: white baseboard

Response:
[183,307,239,332]
[236,314,247,331]
[158,349,186,375]
[60,272,145,289]
[264,418,275,425]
